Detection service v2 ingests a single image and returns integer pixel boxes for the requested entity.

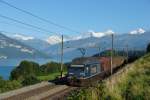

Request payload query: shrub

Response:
[0,79,21,93]
[21,75,40,86]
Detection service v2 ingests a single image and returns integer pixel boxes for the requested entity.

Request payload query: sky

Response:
[0,0,150,39]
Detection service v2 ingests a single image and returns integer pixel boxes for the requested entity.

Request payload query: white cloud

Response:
[129,28,146,35]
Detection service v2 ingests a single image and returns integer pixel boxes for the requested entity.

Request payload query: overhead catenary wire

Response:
[1,22,56,38]
[0,14,57,34]
[0,0,81,34]
[65,45,101,49]
[0,21,49,34]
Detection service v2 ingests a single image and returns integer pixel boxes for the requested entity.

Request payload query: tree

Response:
[40,62,67,75]
[146,43,150,53]
[10,60,40,80]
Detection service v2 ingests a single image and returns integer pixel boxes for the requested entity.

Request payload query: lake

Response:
[0,58,55,80]
[0,66,15,80]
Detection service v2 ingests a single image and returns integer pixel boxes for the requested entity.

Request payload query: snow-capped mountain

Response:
[46,29,115,45]
[2,28,149,62]
[44,30,150,62]
[129,28,146,35]
[46,35,62,45]
[5,29,115,48]
[88,30,114,37]
[5,33,51,51]
[0,32,49,59]
[46,35,84,45]
[12,34,35,40]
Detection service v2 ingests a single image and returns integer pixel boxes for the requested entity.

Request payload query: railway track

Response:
[0,82,76,100]
[42,87,77,100]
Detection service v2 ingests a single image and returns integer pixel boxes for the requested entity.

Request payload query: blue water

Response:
[0,58,55,80]
[0,66,15,80]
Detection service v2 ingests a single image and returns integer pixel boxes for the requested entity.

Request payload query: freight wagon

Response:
[67,56,125,86]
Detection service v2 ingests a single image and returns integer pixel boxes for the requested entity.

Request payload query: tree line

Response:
[0,61,67,93]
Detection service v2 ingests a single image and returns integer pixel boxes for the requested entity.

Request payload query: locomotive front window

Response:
[68,66,85,78]
[88,63,100,75]
[90,64,97,75]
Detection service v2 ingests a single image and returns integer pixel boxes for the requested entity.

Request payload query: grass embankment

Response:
[67,53,150,100]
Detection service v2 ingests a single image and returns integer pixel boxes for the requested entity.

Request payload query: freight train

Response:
[67,56,126,86]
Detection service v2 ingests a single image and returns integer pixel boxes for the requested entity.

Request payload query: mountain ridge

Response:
[0,32,50,59]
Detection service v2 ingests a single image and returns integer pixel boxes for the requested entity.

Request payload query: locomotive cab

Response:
[68,64,85,78]
[68,63,101,78]
[67,57,101,81]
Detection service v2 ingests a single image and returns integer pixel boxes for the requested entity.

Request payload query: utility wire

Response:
[0,21,48,34]
[0,14,57,34]
[0,21,62,43]
[0,0,81,34]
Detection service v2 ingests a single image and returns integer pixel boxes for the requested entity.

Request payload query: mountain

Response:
[0,32,50,59]
[3,28,149,62]
[5,29,115,51]
[46,35,62,45]
[44,30,150,62]
[129,28,145,35]
[5,33,50,51]
[45,30,115,45]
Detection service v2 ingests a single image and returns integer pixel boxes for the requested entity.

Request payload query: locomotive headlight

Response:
[69,72,74,75]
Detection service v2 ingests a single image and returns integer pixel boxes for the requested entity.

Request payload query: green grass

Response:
[37,71,67,81]
[67,53,150,100]
[106,53,150,100]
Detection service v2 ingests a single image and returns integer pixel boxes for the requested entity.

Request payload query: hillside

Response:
[67,53,150,100]
[0,33,50,59]
[7,33,51,51]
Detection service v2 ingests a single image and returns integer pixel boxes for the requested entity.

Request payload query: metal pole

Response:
[60,35,63,78]
[98,47,101,56]
[126,44,128,63]
[111,34,114,75]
